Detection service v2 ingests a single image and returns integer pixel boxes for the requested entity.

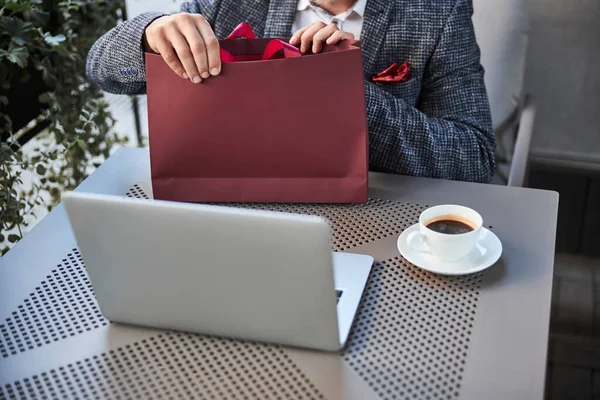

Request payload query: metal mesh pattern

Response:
[126,185,425,251]
[0,249,107,359]
[125,184,150,199]
[1,333,324,400]
[344,257,482,400]
[228,200,425,251]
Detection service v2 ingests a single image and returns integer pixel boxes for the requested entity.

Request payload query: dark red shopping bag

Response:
[145,23,368,203]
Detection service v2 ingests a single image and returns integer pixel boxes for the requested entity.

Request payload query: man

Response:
[87,0,496,182]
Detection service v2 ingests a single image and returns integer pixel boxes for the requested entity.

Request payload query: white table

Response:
[0,147,558,400]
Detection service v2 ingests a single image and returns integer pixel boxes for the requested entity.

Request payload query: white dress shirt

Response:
[292,0,367,40]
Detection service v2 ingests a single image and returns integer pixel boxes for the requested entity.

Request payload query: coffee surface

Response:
[426,218,474,235]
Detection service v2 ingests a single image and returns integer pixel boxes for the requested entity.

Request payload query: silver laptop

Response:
[64,192,373,352]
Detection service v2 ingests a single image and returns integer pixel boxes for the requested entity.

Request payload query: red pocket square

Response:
[372,62,410,83]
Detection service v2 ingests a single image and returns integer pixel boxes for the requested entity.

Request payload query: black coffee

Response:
[426,218,474,235]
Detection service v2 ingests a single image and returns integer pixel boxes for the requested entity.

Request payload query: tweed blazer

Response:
[86,0,496,182]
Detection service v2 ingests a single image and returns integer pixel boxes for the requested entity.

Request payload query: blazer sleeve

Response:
[365,0,496,183]
[85,1,221,95]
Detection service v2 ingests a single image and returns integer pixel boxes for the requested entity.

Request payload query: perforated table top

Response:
[0,148,558,400]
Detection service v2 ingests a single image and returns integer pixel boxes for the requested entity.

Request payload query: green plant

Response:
[0,0,128,255]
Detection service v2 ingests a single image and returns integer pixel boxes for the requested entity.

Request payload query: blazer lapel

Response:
[360,0,392,76]
[264,0,298,37]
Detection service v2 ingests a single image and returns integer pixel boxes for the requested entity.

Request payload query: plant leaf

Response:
[3,1,32,14]
[36,164,46,175]
[0,43,29,68]
[0,16,37,46]
[8,234,20,243]
[37,56,55,84]
[38,92,51,103]
[43,32,66,47]
[23,9,49,26]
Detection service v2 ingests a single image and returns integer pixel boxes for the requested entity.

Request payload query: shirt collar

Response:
[352,0,367,18]
[297,0,311,11]
[297,0,367,17]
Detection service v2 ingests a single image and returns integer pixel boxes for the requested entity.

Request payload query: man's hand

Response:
[289,22,355,54]
[144,13,221,84]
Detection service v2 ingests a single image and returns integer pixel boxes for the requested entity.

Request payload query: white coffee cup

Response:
[407,205,483,263]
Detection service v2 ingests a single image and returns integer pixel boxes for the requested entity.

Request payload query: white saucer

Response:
[397,224,503,276]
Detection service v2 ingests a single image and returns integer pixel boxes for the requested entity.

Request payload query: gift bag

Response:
[145,23,368,203]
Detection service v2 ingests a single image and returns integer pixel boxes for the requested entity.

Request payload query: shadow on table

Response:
[482,258,507,287]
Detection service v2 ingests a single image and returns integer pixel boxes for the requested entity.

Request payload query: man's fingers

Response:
[326,31,341,45]
[156,38,187,79]
[312,23,339,53]
[194,16,221,76]
[326,30,355,45]
[179,21,210,79]
[290,24,311,46]
[299,22,327,53]
[170,29,202,83]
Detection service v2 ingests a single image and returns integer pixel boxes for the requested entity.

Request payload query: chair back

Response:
[472,0,531,131]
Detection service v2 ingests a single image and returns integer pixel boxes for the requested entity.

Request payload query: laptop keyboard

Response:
[336,290,343,304]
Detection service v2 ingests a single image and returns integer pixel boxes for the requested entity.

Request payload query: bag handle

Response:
[220,22,301,62]
[226,22,256,40]
[261,40,301,60]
